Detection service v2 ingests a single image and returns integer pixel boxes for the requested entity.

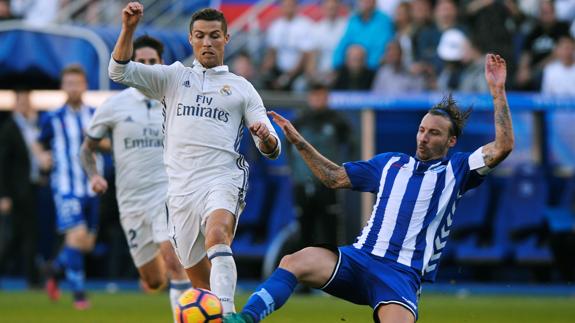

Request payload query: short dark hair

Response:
[133,35,164,60]
[428,94,472,138]
[61,64,87,80]
[189,8,228,34]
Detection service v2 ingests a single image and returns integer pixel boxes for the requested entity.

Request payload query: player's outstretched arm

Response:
[268,111,351,189]
[80,138,108,194]
[112,2,143,62]
[481,53,514,168]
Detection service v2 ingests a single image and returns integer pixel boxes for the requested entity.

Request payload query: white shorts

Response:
[119,202,169,268]
[167,183,245,269]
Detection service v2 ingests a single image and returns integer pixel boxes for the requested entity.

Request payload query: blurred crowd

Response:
[232,0,575,95]
[1,0,574,95]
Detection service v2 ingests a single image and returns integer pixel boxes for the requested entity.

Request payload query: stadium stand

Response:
[0,22,192,90]
[507,164,553,266]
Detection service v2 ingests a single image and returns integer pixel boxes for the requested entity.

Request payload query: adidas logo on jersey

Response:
[182,80,190,88]
[124,116,134,122]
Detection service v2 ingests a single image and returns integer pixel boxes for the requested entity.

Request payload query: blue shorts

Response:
[320,245,421,321]
[54,194,99,233]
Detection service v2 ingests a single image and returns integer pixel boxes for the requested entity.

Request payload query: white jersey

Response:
[109,58,280,196]
[87,88,167,213]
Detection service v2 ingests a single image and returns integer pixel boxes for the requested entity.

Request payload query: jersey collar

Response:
[64,103,87,114]
[192,59,229,73]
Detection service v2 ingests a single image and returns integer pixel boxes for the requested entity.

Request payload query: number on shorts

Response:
[128,229,138,249]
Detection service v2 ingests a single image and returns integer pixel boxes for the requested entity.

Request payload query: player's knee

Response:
[66,230,92,252]
[278,251,309,278]
[163,253,183,276]
[205,226,232,247]
[143,275,166,290]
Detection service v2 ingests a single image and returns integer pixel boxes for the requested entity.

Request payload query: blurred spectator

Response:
[554,0,575,23]
[459,0,516,86]
[262,0,314,91]
[517,0,540,18]
[332,45,375,90]
[289,82,352,246]
[541,35,575,95]
[0,89,42,288]
[459,37,489,93]
[0,0,14,20]
[411,0,433,30]
[515,0,570,91]
[393,2,415,68]
[231,51,262,89]
[412,0,461,84]
[410,0,439,87]
[10,0,59,26]
[376,0,404,17]
[435,28,467,91]
[308,0,349,85]
[372,40,425,94]
[333,0,394,71]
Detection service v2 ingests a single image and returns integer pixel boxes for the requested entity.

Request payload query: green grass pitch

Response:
[0,291,574,322]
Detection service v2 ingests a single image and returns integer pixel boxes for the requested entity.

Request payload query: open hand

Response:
[267,111,303,146]
[122,2,143,30]
[485,53,507,92]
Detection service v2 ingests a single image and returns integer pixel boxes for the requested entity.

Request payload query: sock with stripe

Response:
[241,268,298,322]
[169,279,192,322]
[207,244,237,314]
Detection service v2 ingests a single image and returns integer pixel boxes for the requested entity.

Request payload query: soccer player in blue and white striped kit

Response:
[39,65,99,309]
[226,54,514,323]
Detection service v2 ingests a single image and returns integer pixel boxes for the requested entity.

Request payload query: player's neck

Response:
[67,101,83,110]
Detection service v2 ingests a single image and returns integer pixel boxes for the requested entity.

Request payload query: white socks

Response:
[207,244,237,314]
[170,279,192,322]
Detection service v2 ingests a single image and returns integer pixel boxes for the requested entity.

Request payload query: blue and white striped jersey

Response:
[39,104,96,198]
[344,148,486,282]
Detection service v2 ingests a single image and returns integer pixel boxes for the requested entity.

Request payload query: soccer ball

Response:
[175,288,223,323]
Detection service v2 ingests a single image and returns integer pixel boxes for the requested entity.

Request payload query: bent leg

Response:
[376,303,415,323]
[279,247,338,287]
[159,241,192,319]
[240,247,339,322]
[137,255,167,290]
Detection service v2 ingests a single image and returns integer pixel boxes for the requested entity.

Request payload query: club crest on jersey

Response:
[182,80,191,88]
[220,85,232,96]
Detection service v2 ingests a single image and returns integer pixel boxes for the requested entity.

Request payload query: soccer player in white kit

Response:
[80,35,191,320]
[109,3,281,314]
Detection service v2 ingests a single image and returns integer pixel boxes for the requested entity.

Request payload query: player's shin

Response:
[241,268,298,322]
[207,244,237,314]
[60,246,87,303]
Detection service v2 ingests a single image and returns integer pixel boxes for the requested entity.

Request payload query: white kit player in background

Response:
[108,2,281,315]
[80,35,191,321]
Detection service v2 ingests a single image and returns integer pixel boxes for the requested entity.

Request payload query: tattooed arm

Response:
[481,54,514,168]
[268,111,351,189]
[80,137,108,194]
